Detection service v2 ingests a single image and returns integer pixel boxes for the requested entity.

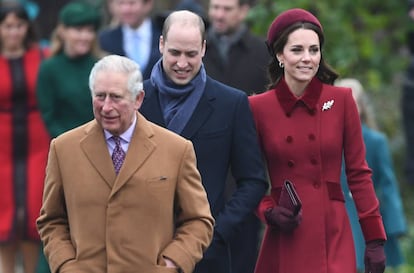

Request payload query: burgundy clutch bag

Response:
[279,180,302,215]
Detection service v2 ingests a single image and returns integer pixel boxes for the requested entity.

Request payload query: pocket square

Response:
[279,180,302,215]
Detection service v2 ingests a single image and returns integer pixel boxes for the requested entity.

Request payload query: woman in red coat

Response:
[0,3,50,273]
[249,8,387,273]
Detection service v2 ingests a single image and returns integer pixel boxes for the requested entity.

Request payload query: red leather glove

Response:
[264,206,302,232]
[364,240,386,273]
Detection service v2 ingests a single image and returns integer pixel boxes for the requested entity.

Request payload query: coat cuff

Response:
[360,216,387,242]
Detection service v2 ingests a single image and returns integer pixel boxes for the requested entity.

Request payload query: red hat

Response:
[267,8,322,45]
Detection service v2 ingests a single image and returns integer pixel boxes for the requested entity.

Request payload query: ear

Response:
[276,53,283,63]
[201,39,206,57]
[159,35,164,54]
[135,91,145,110]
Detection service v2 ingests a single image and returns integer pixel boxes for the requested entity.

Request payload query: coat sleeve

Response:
[371,132,407,236]
[342,91,386,242]
[161,140,215,273]
[36,62,65,138]
[213,94,268,241]
[36,139,76,273]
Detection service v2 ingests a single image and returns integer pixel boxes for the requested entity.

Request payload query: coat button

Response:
[310,158,318,165]
[308,134,315,141]
[286,136,293,143]
[287,160,295,167]
[313,182,320,188]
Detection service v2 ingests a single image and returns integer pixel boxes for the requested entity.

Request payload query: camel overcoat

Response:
[249,78,386,273]
[37,113,214,273]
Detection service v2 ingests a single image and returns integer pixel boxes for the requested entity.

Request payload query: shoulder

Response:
[322,84,352,95]
[38,55,64,75]
[249,90,275,105]
[54,120,94,145]
[140,114,191,145]
[99,25,122,38]
[205,76,246,98]
[363,126,387,144]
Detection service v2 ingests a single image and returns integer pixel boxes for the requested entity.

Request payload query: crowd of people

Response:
[0,1,409,273]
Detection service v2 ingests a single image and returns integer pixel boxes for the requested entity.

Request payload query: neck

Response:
[284,77,308,97]
[2,47,25,59]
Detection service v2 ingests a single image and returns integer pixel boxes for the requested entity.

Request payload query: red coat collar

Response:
[275,77,323,116]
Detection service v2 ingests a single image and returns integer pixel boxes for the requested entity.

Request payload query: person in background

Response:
[99,0,162,79]
[37,54,214,273]
[336,78,407,272]
[248,8,386,273]
[204,0,268,95]
[140,10,268,273]
[0,2,50,273]
[36,1,104,139]
[203,1,269,272]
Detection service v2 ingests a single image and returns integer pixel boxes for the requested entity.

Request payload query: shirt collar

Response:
[275,77,322,116]
[104,114,137,143]
[123,18,152,39]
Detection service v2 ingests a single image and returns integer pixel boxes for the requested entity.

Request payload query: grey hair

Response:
[89,55,144,99]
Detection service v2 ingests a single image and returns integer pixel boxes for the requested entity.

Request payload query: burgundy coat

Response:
[249,78,386,273]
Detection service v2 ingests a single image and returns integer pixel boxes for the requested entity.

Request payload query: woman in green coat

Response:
[37,1,105,138]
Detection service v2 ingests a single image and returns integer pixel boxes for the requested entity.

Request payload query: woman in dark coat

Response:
[0,3,50,273]
[248,8,387,273]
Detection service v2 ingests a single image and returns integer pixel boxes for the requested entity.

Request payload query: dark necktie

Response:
[112,136,125,175]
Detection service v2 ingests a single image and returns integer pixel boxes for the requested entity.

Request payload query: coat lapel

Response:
[181,92,213,139]
[80,121,116,189]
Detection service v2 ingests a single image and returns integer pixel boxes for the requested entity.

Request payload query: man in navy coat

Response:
[140,10,268,273]
[98,0,161,80]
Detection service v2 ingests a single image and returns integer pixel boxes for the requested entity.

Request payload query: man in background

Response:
[204,0,268,95]
[99,0,162,79]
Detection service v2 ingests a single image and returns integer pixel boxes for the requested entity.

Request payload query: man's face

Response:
[92,70,144,135]
[110,0,153,28]
[159,23,205,85]
[208,0,248,35]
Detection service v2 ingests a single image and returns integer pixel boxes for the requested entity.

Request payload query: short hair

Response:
[89,55,144,99]
[162,10,206,42]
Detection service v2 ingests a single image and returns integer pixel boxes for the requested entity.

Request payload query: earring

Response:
[278,61,284,68]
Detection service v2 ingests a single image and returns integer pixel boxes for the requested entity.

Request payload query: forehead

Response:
[165,23,203,48]
[286,28,319,46]
[210,0,239,7]
[94,71,128,89]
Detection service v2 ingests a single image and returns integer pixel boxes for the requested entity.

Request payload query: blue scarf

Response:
[150,59,206,134]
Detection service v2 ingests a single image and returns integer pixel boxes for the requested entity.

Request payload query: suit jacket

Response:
[98,20,162,80]
[203,28,269,95]
[249,78,386,273]
[140,76,268,273]
[36,113,214,273]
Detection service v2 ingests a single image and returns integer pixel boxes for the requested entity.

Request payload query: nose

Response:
[301,51,311,61]
[102,96,114,111]
[176,55,188,68]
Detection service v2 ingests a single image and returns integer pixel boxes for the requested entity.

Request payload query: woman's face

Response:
[277,28,321,85]
[61,25,96,57]
[0,13,28,51]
